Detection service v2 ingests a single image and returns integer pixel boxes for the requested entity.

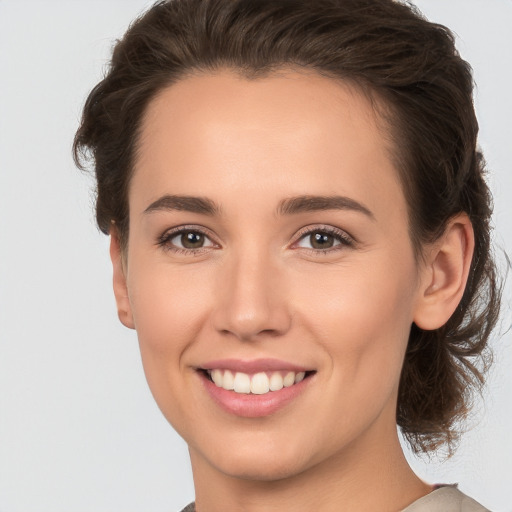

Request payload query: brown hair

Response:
[73,0,500,455]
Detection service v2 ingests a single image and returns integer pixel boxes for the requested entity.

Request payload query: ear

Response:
[413,213,475,331]
[109,229,135,329]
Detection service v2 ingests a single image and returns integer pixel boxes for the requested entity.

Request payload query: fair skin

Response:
[110,69,474,512]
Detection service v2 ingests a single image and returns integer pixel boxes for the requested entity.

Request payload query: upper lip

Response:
[198,358,311,374]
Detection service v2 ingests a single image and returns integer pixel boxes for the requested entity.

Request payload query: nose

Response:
[211,248,292,341]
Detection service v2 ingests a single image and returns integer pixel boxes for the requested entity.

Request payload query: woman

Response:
[74,0,500,510]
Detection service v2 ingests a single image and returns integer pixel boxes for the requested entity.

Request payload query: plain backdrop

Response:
[0,1,511,511]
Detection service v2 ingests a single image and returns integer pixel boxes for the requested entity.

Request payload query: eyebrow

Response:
[143,193,374,220]
[143,195,220,216]
[277,195,375,220]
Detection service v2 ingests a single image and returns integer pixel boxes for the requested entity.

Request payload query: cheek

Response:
[124,257,218,432]
[126,258,214,360]
[293,257,416,385]
[289,261,416,444]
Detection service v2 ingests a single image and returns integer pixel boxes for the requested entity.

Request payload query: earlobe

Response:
[110,229,135,329]
[413,214,475,331]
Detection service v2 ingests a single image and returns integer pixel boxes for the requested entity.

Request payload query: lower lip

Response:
[199,372,313,418]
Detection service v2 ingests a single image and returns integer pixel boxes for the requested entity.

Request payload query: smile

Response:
[198,359,315,417]
[207,369,307,395]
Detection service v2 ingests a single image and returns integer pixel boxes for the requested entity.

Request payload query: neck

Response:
[189,422,431,512]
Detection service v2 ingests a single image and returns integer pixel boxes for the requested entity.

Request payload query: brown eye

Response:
[295,227,353,252]
[161,229,216,252]
[309,232,336,249]
[180,231,205,249]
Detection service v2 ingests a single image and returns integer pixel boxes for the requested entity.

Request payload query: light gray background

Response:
[0,1,511,511]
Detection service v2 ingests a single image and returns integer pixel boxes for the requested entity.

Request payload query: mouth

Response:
[196,358,316,417]
[201,368,315,395]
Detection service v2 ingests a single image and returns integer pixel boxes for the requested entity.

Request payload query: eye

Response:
[294,226,354,252]
[172,231,212,249]
[157,227,216,253]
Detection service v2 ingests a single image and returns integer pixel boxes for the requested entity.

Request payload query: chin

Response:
[194,432,320,482]
[216,455,310,482]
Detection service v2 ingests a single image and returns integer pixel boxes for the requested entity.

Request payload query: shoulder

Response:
[179,503,195,512]
[402,486,490,512]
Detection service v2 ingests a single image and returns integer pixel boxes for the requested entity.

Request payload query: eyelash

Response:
[156,224,355,255]
[292,225,355,254]
[156,225,218,256]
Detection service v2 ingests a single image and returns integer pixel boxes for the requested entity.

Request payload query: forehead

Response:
[132,69,405,221]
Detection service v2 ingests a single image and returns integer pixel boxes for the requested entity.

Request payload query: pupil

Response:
[311,232,333,249]
[181,232,204,248]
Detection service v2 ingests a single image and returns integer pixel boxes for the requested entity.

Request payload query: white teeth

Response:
[223,370,235,390]
[283,371,295,387]
[211,369,223,387]
[269,372,284,391]
[208,369,308,395]
[233,372,251,394]
[250,372,270,395]
[295,371,306,383]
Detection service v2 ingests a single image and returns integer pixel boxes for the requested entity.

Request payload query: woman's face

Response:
[117,69,427,480]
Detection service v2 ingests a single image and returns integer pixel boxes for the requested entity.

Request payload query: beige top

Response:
[181,486,490,512]
[402,486,490,512]
[180,485,490,511]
